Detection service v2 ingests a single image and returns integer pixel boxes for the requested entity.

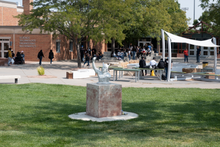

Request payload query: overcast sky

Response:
[5,0,218,26]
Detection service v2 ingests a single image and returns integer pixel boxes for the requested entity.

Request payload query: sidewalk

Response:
[0,60,220,89]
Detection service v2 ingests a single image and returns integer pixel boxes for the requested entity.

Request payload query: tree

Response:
[16,0,134,68]
[123,0,188,45]
[200,0,220,36]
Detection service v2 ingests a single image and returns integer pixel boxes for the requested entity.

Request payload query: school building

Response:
[1,0,219,61]
[0,0,107,61]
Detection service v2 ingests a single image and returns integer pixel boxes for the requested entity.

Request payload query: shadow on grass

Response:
[2,84,220,146]
[9,99,220,145]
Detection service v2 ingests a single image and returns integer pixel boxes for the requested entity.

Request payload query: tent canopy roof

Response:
[164,31,220,47]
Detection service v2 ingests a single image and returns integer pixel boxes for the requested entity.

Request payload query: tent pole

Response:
[167,37,171,82]
[161,29,165,61]
[213,37,217,76]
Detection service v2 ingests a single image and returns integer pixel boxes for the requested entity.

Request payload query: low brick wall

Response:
[0,58,8,66]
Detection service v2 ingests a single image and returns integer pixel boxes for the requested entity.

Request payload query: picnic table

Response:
[135,68,165,80]
[113,68,140,82]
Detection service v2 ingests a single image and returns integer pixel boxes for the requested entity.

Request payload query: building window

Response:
[69,41,73,52]
[210,51,214,55]
[190,51,194,55]
[190,45,194,50]
[56,41,60,53]
[203,47,208,50]
[203,51,208,55]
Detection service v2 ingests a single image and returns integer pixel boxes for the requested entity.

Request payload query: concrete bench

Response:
[0,75,21,83]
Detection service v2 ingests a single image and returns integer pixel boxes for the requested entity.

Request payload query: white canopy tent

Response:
[161,29,220,82]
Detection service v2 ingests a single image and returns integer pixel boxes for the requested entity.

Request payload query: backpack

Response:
[37,52,40,59]
[158,60,165,68]
[162,74,166,80]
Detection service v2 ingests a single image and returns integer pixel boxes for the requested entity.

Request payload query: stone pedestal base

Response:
[86,83,122,118]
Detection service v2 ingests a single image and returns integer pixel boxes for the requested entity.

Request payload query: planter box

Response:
[205,72,216,79]
[66,72,73,79]
[177,53,184,57]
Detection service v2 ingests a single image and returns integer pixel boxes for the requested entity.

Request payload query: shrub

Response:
[37,66,45,75]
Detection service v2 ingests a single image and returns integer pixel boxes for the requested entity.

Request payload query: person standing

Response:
[183,48,188,63]
[196,46,201,63]
[132,46,137,60]
[80,45,84,62]
[7,48,12,66]
[48,50,54,64]
[11,50,15,64]
[139,56,147,76]
[38,50,44,65]
[127,48,131,60]
[147,43,152,56]
[83,53,90,67]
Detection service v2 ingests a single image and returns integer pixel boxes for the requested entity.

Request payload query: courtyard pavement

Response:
[0,58,220,89]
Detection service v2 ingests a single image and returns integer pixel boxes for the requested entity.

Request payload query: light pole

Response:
[193,0,195,23]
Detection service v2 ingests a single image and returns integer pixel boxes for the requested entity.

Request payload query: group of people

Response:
[111,43,154,61]
[183,46,201,63]
[80,46,103,67]
[6,48,54,66]
[139,57,172,80]
[7,48,25,66]
[37,50,54,65]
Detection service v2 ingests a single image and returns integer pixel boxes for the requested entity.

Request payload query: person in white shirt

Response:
[150,57,157,68]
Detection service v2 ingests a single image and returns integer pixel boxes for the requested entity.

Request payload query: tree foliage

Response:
[200,0,220,36]
[16,0,134,67]
[123,0,189,43]
[16,0,188,66]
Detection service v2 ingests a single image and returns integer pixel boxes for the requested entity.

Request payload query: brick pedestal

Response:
[86,83,122,118]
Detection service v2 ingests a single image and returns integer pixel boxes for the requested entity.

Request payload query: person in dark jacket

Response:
[165,57,173,79]
[80,45,84,62]
[48,50,54,64]
[38,50,44,65]
[83,53,90,67]
[157,58,165,69]
[139,56,148,76]
[132,46,137,60]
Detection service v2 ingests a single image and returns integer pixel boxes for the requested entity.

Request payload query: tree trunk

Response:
[73,37,82,68]
[157,40,160,53]
[111,38,115,53]
[77,43,81,68]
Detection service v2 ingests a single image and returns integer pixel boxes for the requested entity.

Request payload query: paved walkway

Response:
[0,60,220,89]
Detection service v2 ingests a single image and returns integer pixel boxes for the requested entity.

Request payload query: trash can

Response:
[202,62,208,68]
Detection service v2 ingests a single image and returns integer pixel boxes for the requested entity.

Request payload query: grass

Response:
[0,83,220,147]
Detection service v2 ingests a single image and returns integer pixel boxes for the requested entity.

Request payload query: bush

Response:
[37,66,45,75]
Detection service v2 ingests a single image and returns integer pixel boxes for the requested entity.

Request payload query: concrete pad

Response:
[68,111,138,122]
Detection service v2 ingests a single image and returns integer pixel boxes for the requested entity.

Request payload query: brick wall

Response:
[23,0,33,15]
[0,1,23,26]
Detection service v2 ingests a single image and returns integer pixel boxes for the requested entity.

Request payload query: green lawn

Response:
[0,83,220,147]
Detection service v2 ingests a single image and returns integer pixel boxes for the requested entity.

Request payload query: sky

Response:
[178,0,217,26]
[4,0,218,26]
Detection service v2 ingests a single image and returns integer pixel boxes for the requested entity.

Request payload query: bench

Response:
[0,75,21,83]
[192,72,220,79]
